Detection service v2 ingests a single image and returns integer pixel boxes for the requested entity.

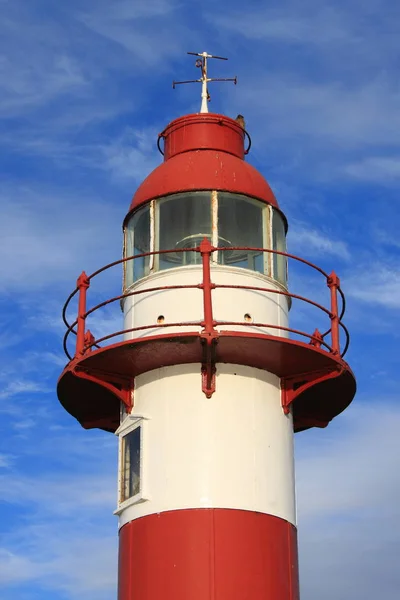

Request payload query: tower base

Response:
[118,508,299,600]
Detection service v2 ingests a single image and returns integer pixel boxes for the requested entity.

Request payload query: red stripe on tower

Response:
[118,509,299,600]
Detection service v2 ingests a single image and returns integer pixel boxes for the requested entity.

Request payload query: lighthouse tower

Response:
[57,53,356,600]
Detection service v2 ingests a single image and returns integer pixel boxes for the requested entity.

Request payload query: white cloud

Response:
[345,155,400,182]
[0,472,116,514]
[0,9,89,117]
[0,422,117,598]
[289,224,350,260]
[297,403,400,516]
[0,454,15,468]
[346,265,400,309]
[0,380,49,402]
[210,2,400,183]
[212,4,354,45]
[78,0,183,66]
[236,76,400,151]
[100,126,160,180]
[0,548,41,585]
[296,401,400,599]
[0,526,117,599]
[0,184,122,292]
[85,308,124,344]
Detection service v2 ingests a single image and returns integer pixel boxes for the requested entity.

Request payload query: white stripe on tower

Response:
[117,362,296,529]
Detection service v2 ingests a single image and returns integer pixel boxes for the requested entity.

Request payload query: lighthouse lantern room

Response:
[57,52,356,600]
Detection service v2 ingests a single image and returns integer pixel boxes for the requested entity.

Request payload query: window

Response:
[272,209,287,285]
[120,424,142,503]
[123,192,287,287]
[124,205,150,287]
[217,193,265,273]
[156,192,211,270]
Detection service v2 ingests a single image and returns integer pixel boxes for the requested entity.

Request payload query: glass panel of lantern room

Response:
[272,209,287,286]
[156,192,211,271]
[125,205,150,287]
[217,193,264,273]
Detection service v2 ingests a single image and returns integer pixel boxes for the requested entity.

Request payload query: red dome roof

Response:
[127,113,279,218]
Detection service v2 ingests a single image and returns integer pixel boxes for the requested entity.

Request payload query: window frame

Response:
[123,192,287,288]
[271,208,288,286]
[123,203,151,288]
[115,416,147,512]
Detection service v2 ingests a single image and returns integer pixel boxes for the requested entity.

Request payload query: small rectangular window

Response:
[120,425,141,503]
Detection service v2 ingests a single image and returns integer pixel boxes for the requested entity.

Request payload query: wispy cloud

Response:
[345,155,400,182]
[99,126,160,180]
[0,381,49,402]
[0,471,115,514]
[0,454,15,469]
[0,425,117,598]
[0,525,117,599]
[289,223,350,260]
[346,265,400,309]
[211,1,400,184]
[78,0,183,66]
[0,184,121,292]
[297,401,400,599]
[212,4,356,45]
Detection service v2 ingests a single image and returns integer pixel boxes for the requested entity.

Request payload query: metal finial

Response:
[173,51,237,113]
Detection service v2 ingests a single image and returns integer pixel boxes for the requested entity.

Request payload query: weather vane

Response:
[173,51,237,113]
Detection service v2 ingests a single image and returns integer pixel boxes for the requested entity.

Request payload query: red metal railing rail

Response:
[62,241,349,362]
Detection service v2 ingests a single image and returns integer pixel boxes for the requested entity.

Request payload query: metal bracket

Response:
[200,334,218,398]
[72,365,133,413]
[281,366,343,416]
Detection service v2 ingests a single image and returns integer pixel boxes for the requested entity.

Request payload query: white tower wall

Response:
[117,363,296,530]
[122,266,290,339]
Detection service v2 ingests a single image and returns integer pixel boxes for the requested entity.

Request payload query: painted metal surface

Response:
[122,266,289,340]
[58,242,355,432]
[172,52,237,114]
[127,111,280,215]
[57,332,355,433]
[161,114,245,160]
[62,243,347,361]
[128,150,278,214]
[116,363,295,527]
[118,508,299,600]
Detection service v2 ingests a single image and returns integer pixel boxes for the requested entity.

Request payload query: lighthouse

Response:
[57,52,356,600]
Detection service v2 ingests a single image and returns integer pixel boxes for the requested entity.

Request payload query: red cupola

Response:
[127,113,279,215]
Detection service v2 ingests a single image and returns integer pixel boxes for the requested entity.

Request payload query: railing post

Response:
[76,271,90,358]
[327,271,340,355]
[84,329,95,354]
[199,238,217,398]
[199,238,216,335]
[309,328,323,349]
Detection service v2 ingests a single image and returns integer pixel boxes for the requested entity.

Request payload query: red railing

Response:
[62,239,350,362]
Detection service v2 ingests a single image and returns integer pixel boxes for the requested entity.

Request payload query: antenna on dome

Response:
[173,51,237,113]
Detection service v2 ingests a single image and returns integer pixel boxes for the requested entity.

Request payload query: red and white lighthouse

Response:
[57,53,356,600]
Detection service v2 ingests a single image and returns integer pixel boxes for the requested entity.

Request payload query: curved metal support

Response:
[157,133,165,156]
[243,129,252,155]
[72,365,133,412]
[281,365,344,422]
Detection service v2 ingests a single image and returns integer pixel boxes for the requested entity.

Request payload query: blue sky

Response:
[1,0,400,598]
